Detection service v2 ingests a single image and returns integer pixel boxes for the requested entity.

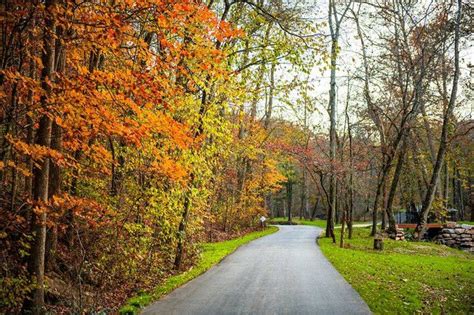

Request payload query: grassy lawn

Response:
[458,221,474,226]
[269,217,326,228]
[269,217,371,228]
[119,226,278,314]
[319,227,474,314]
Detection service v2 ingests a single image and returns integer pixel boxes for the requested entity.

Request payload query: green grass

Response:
[119,226,278,314]
[458,221,474,226]
[269,217,371,228]
[319,227,474,314]
[269,217,326,228]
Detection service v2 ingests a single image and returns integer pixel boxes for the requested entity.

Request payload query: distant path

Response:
[142,225,371,315]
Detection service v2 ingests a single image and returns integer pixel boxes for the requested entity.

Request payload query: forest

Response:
[0,0,472,314]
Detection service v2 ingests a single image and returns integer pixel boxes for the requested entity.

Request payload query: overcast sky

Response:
[263,0,473,132]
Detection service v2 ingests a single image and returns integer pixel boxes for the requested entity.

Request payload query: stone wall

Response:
[434,225,474,252]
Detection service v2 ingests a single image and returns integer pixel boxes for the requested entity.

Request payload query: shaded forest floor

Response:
[13,226,277,314]
[119,226,278,314]
[319,227,474,314]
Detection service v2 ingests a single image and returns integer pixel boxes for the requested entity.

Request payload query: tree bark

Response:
[381,178,387,230]
[300,170,306,220]
[325,0,350,242]
[327,30,337,243]
[310,197,319,221]
[339,204,346,248]
[264,63,275,129]
[23,1,56,313]
[469,172,474,221]
[45,122,61,271]
[45,24,65,272]
[385,139,407,234]
[174,194,191,270]
[443,159,449,210]
[287,182,293,223]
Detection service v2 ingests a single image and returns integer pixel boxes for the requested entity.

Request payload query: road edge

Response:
[119,226,279,315]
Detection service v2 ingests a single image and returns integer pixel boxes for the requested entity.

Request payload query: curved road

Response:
[142,225,370,315]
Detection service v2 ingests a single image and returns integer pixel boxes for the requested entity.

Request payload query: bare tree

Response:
[417,0,462,239]
[326,0,352,243]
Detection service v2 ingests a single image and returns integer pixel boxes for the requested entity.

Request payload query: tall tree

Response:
[23,0,56,313]
[417,0,462,238]
[325,0,351,243]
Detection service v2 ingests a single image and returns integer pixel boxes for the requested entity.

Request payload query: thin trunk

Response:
[386,140,407,234]
[443,159,449,210]
[340,202,346,248]
[327,35,337,242]
[353,4,390,236]
[174,74,209,268]
[311,197,319,221]
[347,127,354,239]
[264,63,275,129]
[174,194,191,270]
[469,172,474,221]
[300,171,306,220]
[287,182,293,223]
[456,169,464,219]
[417,0,461,239]
[344,76,354,238]
[371,161,393,236]
[23,1,56,313]
[326,0,351,243]
[371,175,381,236]
[25,116,34,197]
[46,25,65,271]
[381,178,387,230]
[420,100,436,164]
[45,122,61,271]
[10,154,17,212]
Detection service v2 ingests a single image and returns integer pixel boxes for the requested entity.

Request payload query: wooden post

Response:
[374,235,384,250]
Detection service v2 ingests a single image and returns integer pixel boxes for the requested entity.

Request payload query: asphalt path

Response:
[142,225,371,315]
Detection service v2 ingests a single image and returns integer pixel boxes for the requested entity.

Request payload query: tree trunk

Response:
[327,35,337,243]
[25,115,34,197]
[417,0,461,239]
[325,0,350,243]
[264,63,275,129]
[45,122,61,271]
[347,123,354,239]
[23,1,56,313]
[300,170,306,220]
[340,203,346,248]
[385,140,407,234]
[174,194,191,270]
[443,159,449,211]
[10,152,18,211]
[45,25,65,272]
[174,77,209,269]
[381,178,387,230]
[311,197,319,221]
[469,172,474,221]
[287,182,293,223]
[371,161,393,236]
[371,178,381,236]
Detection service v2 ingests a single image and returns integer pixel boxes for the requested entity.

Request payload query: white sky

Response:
[261,0,473,132]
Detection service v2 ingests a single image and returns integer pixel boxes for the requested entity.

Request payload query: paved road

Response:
[142,225,371,315]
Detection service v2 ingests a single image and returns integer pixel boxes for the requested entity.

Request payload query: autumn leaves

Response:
[1,1,287,313]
